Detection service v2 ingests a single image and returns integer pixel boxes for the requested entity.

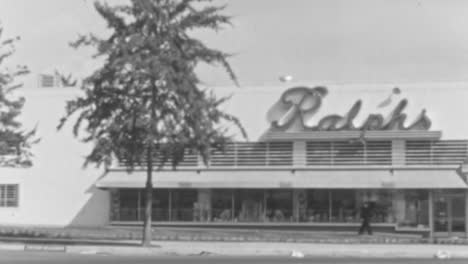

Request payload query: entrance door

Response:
[434,193,466,236]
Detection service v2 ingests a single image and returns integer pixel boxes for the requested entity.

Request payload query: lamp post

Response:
[279,75,293,83]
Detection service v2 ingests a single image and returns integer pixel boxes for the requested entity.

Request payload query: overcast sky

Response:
[2,0,468,88]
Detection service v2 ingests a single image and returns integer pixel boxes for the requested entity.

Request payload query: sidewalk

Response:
[1,240,468,258]
[0,225,468,258]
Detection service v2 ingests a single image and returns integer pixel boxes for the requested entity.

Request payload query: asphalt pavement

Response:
[0,251,466,264]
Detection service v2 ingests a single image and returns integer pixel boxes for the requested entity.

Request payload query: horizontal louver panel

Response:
[406,140,468,165]
[306,141,392,166]
[210,142,293,167]
[118,149,198,168]
[114,140,468,169]
[268,142,293,166]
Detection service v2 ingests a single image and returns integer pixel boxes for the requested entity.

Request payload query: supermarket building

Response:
[1,83,468,238]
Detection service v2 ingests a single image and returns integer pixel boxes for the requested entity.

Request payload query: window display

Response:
[113,188,432,227]
[356,190,395,223]
[305,190,329,222]
[171,189,197,221]
[211,189,233,222]
[139,189,170,221]
[265,190,293,222]
[118,189,139,221]
[331,190,357,222]
[396,190,428,228]
[234,190,264,222]
[372,190,395,223]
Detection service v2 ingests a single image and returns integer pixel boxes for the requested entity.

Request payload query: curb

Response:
[0,234,433,244]
[2,241,468,259]
[2,234,468,246]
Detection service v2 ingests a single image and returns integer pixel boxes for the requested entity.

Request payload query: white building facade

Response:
[1,83,468,238]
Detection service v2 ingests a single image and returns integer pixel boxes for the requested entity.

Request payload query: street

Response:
[0,251,465,264]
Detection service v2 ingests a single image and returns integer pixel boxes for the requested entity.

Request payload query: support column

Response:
[428,190,434,241]
[231,190,235,222]
[110,189,120,222]
[168,190,172,221]
[293,189,303,222]
[293,141,306,167]
[328,190,332,222]
[137,190,142,221]
[392,140,405,166]
[197,189,211,222]
[465,189,468,238]
[263,189,267,222]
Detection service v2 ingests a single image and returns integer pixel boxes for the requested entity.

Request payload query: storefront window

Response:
[305,190,329,222]
[171,189,197,221]
[300,189,397,223]
[115,188,428,225]
[265,190,293,222]
[331,190,357,222]
[372,190,395,223]
[356,190,395,223]
[433,190,465,233]
[137,189,170,221]
[118,189,139,221]
[234,190,264,222]
[211,189,233,222]
[395,190,428,228]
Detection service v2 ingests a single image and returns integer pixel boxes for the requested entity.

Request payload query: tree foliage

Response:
[0,24,38,167]
[58,0,246,246]
[59,0,246,169]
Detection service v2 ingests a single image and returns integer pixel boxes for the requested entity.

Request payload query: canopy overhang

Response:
[96,168,467,189]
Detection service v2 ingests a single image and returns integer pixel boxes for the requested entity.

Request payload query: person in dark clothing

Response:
[358,201,373,235]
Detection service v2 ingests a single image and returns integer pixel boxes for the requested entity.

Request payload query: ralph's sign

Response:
[268,86,431,131]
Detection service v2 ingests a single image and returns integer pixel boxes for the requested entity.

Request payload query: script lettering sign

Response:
[269,86,431,131]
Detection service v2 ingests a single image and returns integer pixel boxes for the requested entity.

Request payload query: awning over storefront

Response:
[96,169,467,189]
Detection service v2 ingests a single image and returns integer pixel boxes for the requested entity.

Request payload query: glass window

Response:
[356,190,395,223]
[118,189,139,221]
[5,185,18,207]
[211,189,233,222]
[0,184,19,208]
[234,189,264,222]
[139,189,169,221]
[372,190,395,223]
[265,190,293,222]
[305,190,329,222]
[171,189,197,221]
[118,189,170,221]
[396,190,428,227]
[331,190,358,222]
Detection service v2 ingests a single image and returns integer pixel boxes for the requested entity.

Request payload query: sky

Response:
[2,0,468,89]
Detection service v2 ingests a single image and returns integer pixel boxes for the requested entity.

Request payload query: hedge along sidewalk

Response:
[0,225,466,245]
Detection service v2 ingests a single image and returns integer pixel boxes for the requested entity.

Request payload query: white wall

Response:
[0,88,109,227]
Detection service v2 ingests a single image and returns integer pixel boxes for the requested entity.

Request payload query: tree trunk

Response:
[142,144,153,247]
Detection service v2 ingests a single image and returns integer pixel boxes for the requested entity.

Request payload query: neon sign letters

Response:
[270,86,431,131]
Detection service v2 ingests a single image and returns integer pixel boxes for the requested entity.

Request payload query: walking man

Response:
[358,201,373,235]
